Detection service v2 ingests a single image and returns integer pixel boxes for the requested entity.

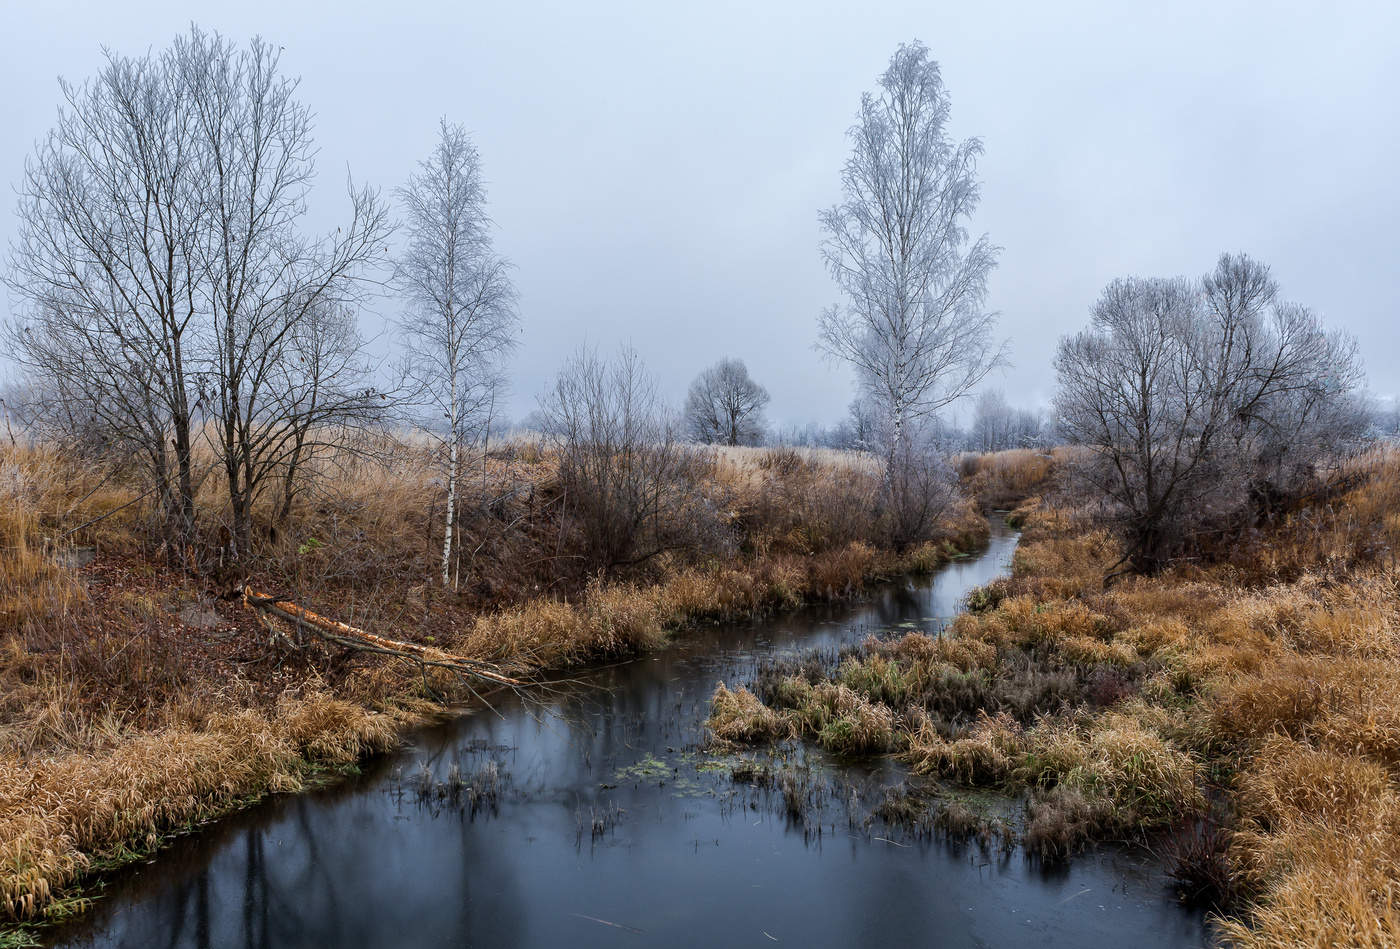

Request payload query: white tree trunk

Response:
[442,359,459,587]
[442,435,457,587]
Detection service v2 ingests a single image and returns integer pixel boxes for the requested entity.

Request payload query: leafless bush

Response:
[540,346,728,573]
[881,425,960,550]
[733,447,880,555]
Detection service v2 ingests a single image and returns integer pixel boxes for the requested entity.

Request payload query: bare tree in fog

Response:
[5,42,206,558]
[683,358,770,446]
[835,395,882,452]
[1369,395,1400,440]
[1054,253,1364,572]
[397,120,518,586]
[971,389,1043,452]
[970,390,1014,452]
[817,40,1003,466]
[5,27,388,565]
[269,298,380,525]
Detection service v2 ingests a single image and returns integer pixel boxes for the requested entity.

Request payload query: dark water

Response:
[49,521,1208,948]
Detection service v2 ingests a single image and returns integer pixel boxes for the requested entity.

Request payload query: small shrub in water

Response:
[1164,820,1235,909]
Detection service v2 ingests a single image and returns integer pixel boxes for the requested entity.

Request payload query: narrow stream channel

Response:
[49,519,1209,948]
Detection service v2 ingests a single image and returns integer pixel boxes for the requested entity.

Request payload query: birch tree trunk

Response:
[442,436,457,586]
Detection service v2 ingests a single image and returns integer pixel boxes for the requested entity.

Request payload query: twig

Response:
[57,483,160,541]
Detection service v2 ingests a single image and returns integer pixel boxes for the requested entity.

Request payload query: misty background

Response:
[3,0,1397,429]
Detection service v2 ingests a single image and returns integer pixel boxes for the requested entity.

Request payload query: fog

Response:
[3,0,1397,427]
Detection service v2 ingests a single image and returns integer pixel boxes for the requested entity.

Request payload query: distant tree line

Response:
[967,390,1047,452]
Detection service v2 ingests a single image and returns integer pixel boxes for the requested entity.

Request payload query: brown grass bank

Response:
[957,448,1059,515]
[708,447,1400,946]
[0,437,987,930]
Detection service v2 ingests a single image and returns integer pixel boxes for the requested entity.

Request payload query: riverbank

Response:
[0,439,1020,936]
[39,515,1207,949]
[708,448,1400,946]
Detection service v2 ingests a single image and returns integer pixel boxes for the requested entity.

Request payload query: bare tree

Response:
[1054,253,1364,572]
[5,43,206,558]
[833,395,882,452]
[1368,395,1400,440]
[683,358,770,446]
[180,30,391,559]
[970,389,1013,452]
[268,298,381,525]
[971,389,1043,451]
[817,40,1003,465]
[5,28,389,566]
[396,120,518,586]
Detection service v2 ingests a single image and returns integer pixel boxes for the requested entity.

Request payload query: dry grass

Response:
[703,447,1400,942]
[1000,453,1400,940]
[0,434,991,925]
[958,448,1059,511]
[0,690,401,919]
[713,443,882,477]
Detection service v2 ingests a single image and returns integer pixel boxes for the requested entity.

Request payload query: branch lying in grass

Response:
[241,586,526,688]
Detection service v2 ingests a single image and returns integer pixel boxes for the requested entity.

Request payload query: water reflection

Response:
[50,522,1207,948]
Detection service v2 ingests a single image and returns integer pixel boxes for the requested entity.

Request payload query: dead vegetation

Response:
[707,446,1400,945]
[0,434,986,926]
[957,448,1057,512]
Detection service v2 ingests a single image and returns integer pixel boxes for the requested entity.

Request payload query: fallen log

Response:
[241,586,525,688]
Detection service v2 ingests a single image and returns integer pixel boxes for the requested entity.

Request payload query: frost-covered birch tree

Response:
[397,120,517,586]
[817,41,1002,464]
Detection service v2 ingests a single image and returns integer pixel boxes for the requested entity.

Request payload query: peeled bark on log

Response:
[242,586,524,688]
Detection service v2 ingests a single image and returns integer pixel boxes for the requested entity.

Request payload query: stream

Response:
[48,519,1208,948]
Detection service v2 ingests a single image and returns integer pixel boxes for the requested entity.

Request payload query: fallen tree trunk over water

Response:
[241,586,526,688]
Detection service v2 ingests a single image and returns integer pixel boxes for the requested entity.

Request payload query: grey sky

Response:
[3,0,1397,429]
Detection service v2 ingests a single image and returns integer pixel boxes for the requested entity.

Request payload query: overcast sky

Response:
[3,1,1397,429]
